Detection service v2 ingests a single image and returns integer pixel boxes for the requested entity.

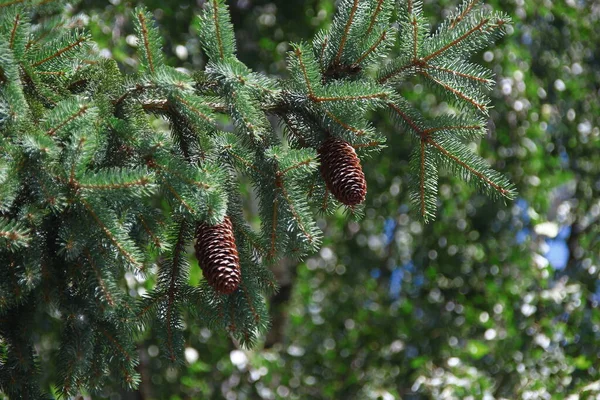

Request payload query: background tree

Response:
[1,0,599,399]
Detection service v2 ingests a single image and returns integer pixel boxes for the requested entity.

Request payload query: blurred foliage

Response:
[13,0,599,398]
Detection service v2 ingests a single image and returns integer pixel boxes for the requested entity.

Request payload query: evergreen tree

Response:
[0,0,514,396]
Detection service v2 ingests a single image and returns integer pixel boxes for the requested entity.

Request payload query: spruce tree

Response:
[0,0,514,396]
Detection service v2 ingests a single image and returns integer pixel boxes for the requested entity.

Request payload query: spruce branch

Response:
[365,0,387,37]
[333,0,359,65]
[46,104,89,137]
[354,29,388,65]
[162,222,188,363]
[197,0,237,61]
[136,212,167,252]
[449,0,481,29]
[80,199,144,271]
[289,43,321,97]
[3,9,28,59]
[0,40,28,121]
[428,134,516,199]
[0,0,517,394]
[388,96,513,219]
[28,30,89,68]
[77,168,157,199]
[133,7,164,74]
[427,60,493,88]
[84,249,117,309]
[419,69,490,113]
[409,138,438,221]
[171,93,217,129]
[42,97,96,137]
[0,218,30,251]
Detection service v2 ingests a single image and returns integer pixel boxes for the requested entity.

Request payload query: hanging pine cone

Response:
[318,137,367,206]
[194,216,241,295]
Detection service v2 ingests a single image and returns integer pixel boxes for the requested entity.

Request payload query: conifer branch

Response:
[422,124,481,135]
[85,249,115,308]
[427,137,512,197]
[78,178,152,191]
[0,219,30,250]
[46,105,89,137]
[0,0,515,393]
[98,327,131,362]
[377,62,417,83]
[31,36,86,67]
[165,223,186,362]
[354,30,388,65]
[137,214,163,250]
[81,200,142,270]
[334,0,359,64]
[312,92,387,103]
[222,146,262,174]
[325,110,368,136]
[212,0,225,60]
[294,47,315,97]
[319,37,328,64]
[163,181,196,214]
[352,141,381,149]
[281,114,308,147]
[8,12,20,50]
[37,0,61,6]
[240,284,261,324]
[228,301,236,332]
[239,228,266,255]
[38,71,66,76]
[277,182,314,245]
[419,139,426,217]
[152,163,211,190]
[136,11,156,74]
[450,0,480,29]
[419,70,488,111]
[113,83,156,109]
[269,197,279,259]
[174,95,215,124]
[198,0,236,61]
[388,102,423,136]
[412,17,419,60]
[422,19,489,62]
[136,292,168,320]
[0,229,28,244]
[321,189,329,212]
[365,0,386,37]
[279,158,315,177]
[427,64,492,85]
[26,22,61,50]
[141,99,168,112]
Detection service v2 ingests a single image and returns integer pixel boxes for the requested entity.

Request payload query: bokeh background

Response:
[56,0,600,398]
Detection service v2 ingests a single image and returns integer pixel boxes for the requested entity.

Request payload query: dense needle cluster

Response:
[318,138,367,206]
[0,0,515,395]
[194,217,242,295]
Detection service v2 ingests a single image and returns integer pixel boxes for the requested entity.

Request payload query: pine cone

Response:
[194,216,241,295]
[318,137,367,206]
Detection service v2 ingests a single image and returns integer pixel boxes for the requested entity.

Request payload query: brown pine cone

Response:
[194,216,241,295]
[318,137,367,206]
